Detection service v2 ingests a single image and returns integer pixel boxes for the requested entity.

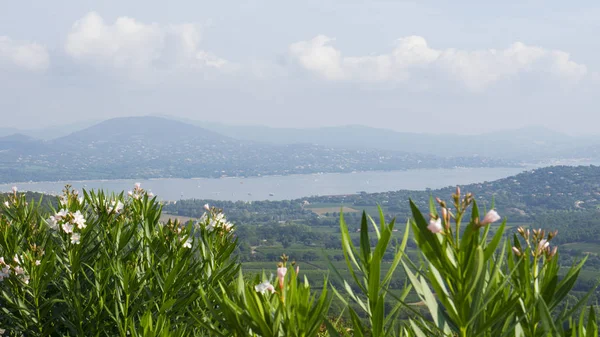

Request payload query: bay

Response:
[0,166,538,201]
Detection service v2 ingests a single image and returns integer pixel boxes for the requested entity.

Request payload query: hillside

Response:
[166,165,600,247]
[0,116,511,183]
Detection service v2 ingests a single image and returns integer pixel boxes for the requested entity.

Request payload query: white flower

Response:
[14,266,24,275]
[204,203,210,211]
[134,182,141,189]
[255,281,275,294]
[183,238,192,248]
[55,209,68,220]
[13,254,20,264]
[23,276,29,284]
[3,201,9,207]
[223,222,234,232]
[128,191,133,197]
[62,223,73,234]
[0,265,10,280]
[199,213,207,223]
[35,260,41,266]
[108,200,124,214]
[207,220,216,232]
[0,257,4,265]
[47,216,59,230]
[72,210,86,229]
[78,197,84,204]
[427,218,443,234]
[71,233,81,244]
[481,210,501,226]
[11,186,17,193]
[148,192,154,198]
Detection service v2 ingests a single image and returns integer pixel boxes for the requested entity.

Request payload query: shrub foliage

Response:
[0,185,597,336]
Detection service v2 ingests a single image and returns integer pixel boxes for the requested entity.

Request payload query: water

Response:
[0,167,537,201]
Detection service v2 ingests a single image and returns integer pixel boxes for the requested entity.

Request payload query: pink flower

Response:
[481,210,501,226]
[427,218,443,234]
[134,182,141,189]
[277,266,287,289]
[11,186,17,193]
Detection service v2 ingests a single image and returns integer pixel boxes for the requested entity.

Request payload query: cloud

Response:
[0,36,50,71]
[65,12,232,73]
[289,35,587,91]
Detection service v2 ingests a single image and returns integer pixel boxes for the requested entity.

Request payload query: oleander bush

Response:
[0,185,597,336]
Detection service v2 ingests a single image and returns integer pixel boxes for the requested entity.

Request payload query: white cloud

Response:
[289,35,587,90]
[65,12,232,73]
[0,36,49,71]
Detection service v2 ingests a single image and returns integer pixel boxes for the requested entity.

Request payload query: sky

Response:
[1,1,599,135]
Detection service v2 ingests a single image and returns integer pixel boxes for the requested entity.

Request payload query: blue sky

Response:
[1,1,599,134]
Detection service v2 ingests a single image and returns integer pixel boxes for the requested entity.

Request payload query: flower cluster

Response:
[198,204,234,233]
[128,183,154,200]
[163,218,193,249]
[0,255,29,284]
[107,200,124,214]
[2,186,21,208]
[58,186,83,207]
[513,226,558,260]
[428,187,501,235]
[47,209,86,244]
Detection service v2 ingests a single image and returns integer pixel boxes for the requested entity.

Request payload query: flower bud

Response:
[512,246,522,256]
[277,266,287,289]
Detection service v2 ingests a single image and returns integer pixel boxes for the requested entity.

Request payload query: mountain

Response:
[175,119,588,161]
[0,120,100,141]
[0,133,49,155]
[0,127,21,138]
[0,116,512,183]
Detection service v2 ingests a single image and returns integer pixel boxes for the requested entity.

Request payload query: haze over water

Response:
[0,167,538,201]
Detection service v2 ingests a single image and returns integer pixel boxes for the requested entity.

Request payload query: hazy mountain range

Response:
[163,116,597,161]
[0,116,513,183]
[5,115,597,160]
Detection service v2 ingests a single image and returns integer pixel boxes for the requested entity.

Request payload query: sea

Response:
[0,166,548,201]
